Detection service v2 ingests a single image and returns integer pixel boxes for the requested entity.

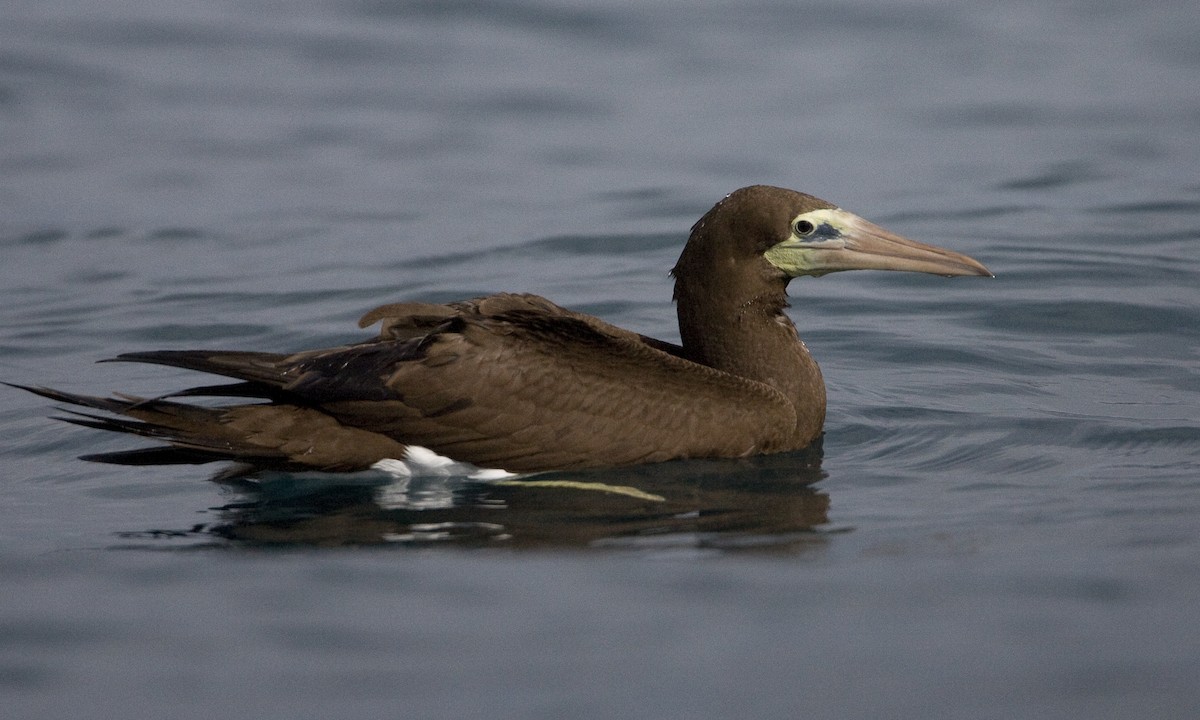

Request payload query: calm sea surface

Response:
[2,1,1199,718]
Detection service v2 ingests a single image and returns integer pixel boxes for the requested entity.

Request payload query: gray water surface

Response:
[2,1,1199,718]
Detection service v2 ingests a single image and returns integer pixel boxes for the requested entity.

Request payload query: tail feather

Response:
[167,381,283,400]
[8,382,277,465]
[80,447,229,466]
[102,350,291,387]
[6,382,132,414]
[53,408,197,443]
[9,341,412,473]
[54,411,156,435]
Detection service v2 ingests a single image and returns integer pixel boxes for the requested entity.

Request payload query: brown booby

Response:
[13,186,990,477]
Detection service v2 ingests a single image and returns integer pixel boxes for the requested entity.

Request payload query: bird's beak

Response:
[765,209,993,278]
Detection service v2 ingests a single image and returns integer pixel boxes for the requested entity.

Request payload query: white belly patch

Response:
[371,446,516,481]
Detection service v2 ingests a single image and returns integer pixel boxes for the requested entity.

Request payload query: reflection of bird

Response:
[203,451,832,548]
[13,186,990,476]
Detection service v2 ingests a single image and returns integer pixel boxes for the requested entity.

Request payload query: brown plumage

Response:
[12,186,991,475]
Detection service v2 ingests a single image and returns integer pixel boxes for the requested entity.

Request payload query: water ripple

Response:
[976,300,1200,337]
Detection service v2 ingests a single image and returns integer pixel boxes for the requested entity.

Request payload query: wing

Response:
[326,294,797,471]
[91,294,798,473]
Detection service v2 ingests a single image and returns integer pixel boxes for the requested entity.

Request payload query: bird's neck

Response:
[674,279,826,442]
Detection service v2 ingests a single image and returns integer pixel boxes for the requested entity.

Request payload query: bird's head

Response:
[673,185,992,293]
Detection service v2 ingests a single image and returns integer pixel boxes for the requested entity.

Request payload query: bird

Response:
[12,185,991,478]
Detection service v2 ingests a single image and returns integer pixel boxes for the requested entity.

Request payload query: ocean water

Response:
[2,0,1199,718]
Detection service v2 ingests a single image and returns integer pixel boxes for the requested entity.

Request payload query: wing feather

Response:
[18,293,799,474]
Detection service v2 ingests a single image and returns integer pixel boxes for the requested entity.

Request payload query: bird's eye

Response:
[793,219,816,237]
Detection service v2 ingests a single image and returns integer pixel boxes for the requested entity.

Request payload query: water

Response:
[2,0,1199,717]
